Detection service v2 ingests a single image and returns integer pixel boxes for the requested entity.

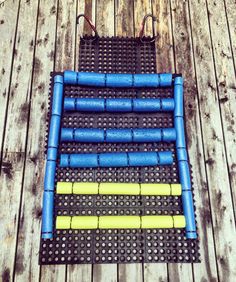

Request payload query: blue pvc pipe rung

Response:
[63,71,173,87]
[128,152,159,166]
[106,98,132,112]
[106,73,133,87]
[133,74,159,87]
[63,97,175,112]
[76,98,105,112]
[133,129,162,142]
[133,98,161,112]
[44,160,56,191]
[60,128,177,143]
[75,128,104,142]
[182,191,197,239]
[41,191,54,238]
[59,151,173,168]
[177,148,188,161]
[106,129,132,143]
[78,72,106,87]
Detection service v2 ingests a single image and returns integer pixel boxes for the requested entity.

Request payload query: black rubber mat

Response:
[39,36,200,264]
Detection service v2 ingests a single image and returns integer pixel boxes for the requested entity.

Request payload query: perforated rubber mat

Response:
[39,36,200,264]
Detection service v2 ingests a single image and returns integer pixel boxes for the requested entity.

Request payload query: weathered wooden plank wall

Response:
[0,0,235,281]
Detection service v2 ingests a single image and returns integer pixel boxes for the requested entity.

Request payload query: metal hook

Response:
[77,14,99,41]
[139,14,157,43]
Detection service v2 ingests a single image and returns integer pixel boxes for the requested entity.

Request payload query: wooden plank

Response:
[115,0,134,37]
[13,0,58,281]
[55,0,78,71]
[67,264,91,282]
[224,0,236,63]
[40,265,66,282]
[189,0,236,280]
[0,152,25,282]
[0,0,20,156]
[168,264,193,282]
[170,0,218,281]
[93,264,117,282]
[2,0,39,153]
[133,0,152,37]
[153,0,174,73]
[143,264,167,282]
[118,264,143,282]
[206,0,236,217]
[96,0,114,36]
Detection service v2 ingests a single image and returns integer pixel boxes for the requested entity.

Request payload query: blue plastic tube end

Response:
[54,75,63,84]
[60,154,69,167]
[64,98,76,111]
[61,128,74,142]
[52,80,63,116]
[159,73,172,87]
[174,76,184,117]
[182,191,197,237]
[64,70,77,84]
[41,191,54,237]
[158,151,173,165]
[162,128,176,142]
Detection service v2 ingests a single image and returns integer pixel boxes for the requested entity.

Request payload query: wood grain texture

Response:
[13,1,58,281]
[206,0,236,217]
[55,0,78,71]
[134,0,152,37]
[189,0,236,281]
[2,0,39,153]
[40,265,66,282]
[0,152,25,282]
[170,0,218,281]
[0,0,20,156]
[224,0,236,64]
[115,0,134,37]
[118,264,143,282]
[96,0,114,36]
[152,0,174,73]
[93,264,117,282]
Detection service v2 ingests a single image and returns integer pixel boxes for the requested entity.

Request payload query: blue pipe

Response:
[64,70,173,87]
[60,128,177,143]
[64,97,175,112]
[60,151,173,168]
[174,76,197,239]
[42,75,63,239]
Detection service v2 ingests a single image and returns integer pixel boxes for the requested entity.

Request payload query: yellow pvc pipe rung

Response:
[99,216,140,229]
[71,216,98,229]
[99,183,140,195]
[55,215,186,229]
[73,182,99,194]
[56,182,73,194]
[56,216,71,229]
[141,215,174,228]
[170,184,182,196]
[56,182,182,196]
[141,183,171,195]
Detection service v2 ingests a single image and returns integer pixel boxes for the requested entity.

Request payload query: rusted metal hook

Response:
[139,14,157,43]
[77,14,99,40]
